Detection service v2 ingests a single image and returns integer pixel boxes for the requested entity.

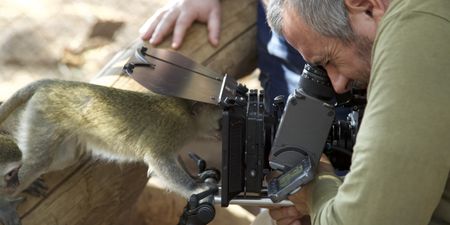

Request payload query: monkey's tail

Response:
[0,79,54,124]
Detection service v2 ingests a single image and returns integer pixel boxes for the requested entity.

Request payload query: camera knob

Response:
[273,95,285,110]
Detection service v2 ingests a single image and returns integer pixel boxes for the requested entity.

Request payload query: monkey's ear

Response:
[190,102,202,116]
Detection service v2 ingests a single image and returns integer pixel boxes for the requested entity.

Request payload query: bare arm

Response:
[139,0,221,49]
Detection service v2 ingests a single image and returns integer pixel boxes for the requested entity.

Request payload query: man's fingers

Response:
[276,217,302,225]
[270,207,303,225]
[139,10,165,41]
[286,184,311,215]
[318,154,335,173]
[172,12,196,49]
[269,206,302,221]
[150,9,180,45]
[207,7,221,46]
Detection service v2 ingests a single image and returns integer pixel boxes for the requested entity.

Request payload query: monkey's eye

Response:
[5,168,18,181]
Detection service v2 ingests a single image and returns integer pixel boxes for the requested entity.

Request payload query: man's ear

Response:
[344,0,387,22]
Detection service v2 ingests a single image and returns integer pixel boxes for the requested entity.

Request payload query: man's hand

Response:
[269,206,311,225]
[269,155,335,225]
[139,0,221,49]
[288,154,334,211]
[316,154,334,174]
[268,177,311,225]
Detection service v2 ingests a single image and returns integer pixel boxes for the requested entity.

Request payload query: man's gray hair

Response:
[267,0,354,42]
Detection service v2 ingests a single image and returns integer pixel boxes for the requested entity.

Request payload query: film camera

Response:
[124,45,365,222]
[218,64,365,206]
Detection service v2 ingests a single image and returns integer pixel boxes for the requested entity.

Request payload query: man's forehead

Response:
[281,7,325,64]
[295,47,319,65]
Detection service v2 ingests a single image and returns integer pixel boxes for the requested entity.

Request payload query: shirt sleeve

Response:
[309,4,450,225]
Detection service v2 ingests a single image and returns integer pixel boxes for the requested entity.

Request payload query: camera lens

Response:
[297,64,335,101]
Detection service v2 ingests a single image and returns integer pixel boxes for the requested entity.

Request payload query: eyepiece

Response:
[297,64,335,101]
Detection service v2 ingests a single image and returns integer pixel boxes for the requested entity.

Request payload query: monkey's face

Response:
[0,134,23,195]
[193,104,222,140]
[0,161,21,195]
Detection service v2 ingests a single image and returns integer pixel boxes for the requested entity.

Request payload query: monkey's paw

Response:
[0,197,24,225]
[24,177,48,197]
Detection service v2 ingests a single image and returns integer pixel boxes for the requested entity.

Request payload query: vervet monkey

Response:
[0,79,222,199]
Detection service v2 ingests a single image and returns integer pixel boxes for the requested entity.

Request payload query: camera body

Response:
[124,46,364,207]
[219,64,363,206]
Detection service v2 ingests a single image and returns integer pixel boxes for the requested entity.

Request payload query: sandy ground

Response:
[0,0,163,99]
[0,0,262,224]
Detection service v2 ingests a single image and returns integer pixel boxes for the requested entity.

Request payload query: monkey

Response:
[0,79,222,200]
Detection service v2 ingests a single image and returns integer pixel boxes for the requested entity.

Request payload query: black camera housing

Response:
[219,64,365,206]
[219,80,277,206]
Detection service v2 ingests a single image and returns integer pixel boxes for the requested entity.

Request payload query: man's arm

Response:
[268,4,450,225]
[304,6,450,225]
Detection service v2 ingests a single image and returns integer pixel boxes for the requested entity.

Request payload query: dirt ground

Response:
[1,0,261,224]
[0,0,164,99]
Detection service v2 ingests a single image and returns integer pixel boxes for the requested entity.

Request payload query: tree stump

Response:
[16,0,257,224]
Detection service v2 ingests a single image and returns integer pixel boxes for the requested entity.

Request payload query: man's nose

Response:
[328,73,351,94]
[323,65,351,94]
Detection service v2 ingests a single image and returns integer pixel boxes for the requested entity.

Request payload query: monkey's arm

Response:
[0,197,23,225]
[23,178,48,197]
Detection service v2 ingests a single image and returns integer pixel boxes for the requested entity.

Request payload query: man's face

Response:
[281,7,372,94]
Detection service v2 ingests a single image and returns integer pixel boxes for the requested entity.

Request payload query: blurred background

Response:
[0,0,164,100]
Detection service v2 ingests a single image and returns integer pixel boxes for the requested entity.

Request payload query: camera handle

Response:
[178,153,220,225]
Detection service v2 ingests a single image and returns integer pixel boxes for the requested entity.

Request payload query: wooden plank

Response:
[20,160,147,225]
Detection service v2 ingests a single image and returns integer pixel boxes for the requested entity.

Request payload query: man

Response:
[265,0,450,224]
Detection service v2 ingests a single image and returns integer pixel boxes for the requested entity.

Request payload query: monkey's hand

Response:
[23,177,48,197]
[0,196,24,225]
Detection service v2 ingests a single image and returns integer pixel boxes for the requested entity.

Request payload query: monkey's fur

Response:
[0,79,221,198]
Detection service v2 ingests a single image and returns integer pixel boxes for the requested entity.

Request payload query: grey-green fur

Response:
[0,134,21,164]
[0,79,221,200]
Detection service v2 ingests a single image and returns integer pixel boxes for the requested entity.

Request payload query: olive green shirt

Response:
[309,0,450,224]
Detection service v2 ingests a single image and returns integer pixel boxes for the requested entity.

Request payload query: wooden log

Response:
[92,0,258,89]
[16,0,257,224]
